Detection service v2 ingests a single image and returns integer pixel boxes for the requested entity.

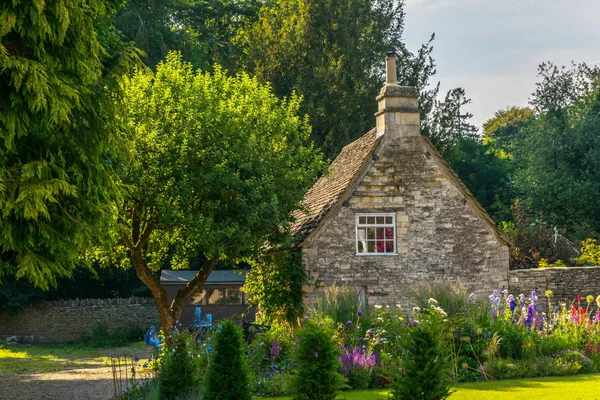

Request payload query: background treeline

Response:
[2,0,600,312]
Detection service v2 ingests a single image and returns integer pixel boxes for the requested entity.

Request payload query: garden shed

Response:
[160,269,255,326]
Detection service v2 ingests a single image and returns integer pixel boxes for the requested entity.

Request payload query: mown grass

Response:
[256,374,600,399]
[0,340,152,374]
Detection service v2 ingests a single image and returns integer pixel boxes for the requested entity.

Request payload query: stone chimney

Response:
[375,53,420,142]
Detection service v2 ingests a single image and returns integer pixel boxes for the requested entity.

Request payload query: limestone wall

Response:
[509,266,600,304]
[0,297,159,343]
[302,131,509,308]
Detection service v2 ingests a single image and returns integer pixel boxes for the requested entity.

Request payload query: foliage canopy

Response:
[0,0,138,288]
[95,52,324,331]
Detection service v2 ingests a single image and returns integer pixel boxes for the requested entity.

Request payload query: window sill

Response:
[355,253,398,256]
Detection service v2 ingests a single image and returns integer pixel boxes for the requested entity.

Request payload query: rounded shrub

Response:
[290,319,345,400]
[205,319,251,400]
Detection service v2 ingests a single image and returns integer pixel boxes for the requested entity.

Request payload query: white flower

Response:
[375,305,383,309]
[396,304,403,310]
[428,298,438,305]
[412,306,421,313]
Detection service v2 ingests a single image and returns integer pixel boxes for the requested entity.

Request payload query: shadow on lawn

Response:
[456,374,600,392]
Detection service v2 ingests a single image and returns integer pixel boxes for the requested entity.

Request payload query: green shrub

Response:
[290,319,345,400]
[205,320,251,400]
[391,306,453,400]
[575,239,600,266]
[158,332,201,399]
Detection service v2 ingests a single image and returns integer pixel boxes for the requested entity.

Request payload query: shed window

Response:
[208,289,224,304]
[192,289,207,305]
[356,214,396,254]
[225,288,243,305]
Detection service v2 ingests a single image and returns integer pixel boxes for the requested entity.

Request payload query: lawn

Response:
[257,374,600,399]
[0,341,151,374]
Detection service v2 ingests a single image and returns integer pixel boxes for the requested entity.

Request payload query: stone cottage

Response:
[292,55,510,307]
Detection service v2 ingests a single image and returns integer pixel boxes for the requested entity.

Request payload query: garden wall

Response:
[509,266,600,305]
[0,297,159,343]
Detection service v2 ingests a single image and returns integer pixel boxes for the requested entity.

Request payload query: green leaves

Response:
[115,50,324,269]
[0,0,138,287]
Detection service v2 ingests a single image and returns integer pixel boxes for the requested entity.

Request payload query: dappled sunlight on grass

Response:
[0,342,154,374]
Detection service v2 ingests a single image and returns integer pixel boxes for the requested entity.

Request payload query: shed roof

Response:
[160,270,248,284]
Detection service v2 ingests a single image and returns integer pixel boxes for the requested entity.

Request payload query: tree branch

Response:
[170,256,220,317]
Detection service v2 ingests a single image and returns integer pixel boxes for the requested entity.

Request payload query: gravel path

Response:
[0,367,117,400]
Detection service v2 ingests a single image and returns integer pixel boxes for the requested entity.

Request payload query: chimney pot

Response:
[385,53,397,85]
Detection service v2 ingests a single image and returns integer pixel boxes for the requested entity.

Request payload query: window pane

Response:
[367,216,375,224]
[375,240,384,252]
[208,289,224,304]
[191,289,207,305]
[357,228,366,240]
[367,241,375,253]
[358,240,366,253]
[385,241,394,252]
[367,227,375,239]
[225,288,243,305]
[376,216,384,224]
[385,216,393,224]
[385,227,394,239]
[359,216,366,224]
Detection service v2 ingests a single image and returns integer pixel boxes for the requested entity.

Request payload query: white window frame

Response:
[355,213,396,255]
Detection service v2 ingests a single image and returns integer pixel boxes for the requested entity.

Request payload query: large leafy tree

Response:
[98,53,324,332]
[0,0,138,288]
[513,62,600,237]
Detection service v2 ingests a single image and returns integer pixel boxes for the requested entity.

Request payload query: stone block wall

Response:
[0,297,159,343]
[509,266,600,306]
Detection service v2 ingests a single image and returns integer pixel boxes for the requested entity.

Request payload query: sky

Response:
[402,0,600,129]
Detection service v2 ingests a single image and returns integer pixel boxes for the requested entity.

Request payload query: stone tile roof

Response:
[291,128,382,242]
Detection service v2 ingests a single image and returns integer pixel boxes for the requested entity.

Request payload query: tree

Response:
[243,0,416,156]
[97,52,324,333]
[512,62,600,237]
[482,106,534,158]
[445,138,513,223]
[424,88,478,157]
[0,0,138,288]
[116,0,261,71]
[243,0,474,158]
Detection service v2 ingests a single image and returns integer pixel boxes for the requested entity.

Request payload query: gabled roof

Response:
[291,128,383,243]
[291,129,510,247]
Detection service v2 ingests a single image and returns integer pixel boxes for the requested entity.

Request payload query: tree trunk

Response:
[129,246,175,334]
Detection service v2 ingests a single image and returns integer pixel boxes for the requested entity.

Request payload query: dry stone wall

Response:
[0,297,159,343]
[509,266,600,306]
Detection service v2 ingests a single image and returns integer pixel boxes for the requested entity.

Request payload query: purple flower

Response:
[412,320,420,327]
[357,310,363,317]
[346,320,353,327]
[270,340,280,361]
